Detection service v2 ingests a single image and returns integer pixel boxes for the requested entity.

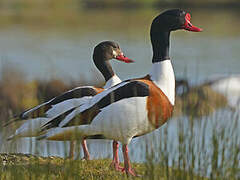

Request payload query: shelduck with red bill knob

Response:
[5,41,133,166]
[39,9,202,176]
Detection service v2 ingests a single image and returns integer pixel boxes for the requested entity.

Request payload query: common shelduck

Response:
[39,9,202,176]
[5,41,133,163]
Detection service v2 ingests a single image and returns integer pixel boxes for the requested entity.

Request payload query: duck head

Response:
[93,41,134,81]
[150,9,202,62]
[93,41,134,64]
[151,9,202,33]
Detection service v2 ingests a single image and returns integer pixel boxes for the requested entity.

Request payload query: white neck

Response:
[104,74,121,89]
[149,60,175,105]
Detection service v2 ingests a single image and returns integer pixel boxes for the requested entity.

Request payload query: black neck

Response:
[93,56,114,82]
[151,30,170,63]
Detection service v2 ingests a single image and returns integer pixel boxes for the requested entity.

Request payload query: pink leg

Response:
[81,139,90,160]
[122,144,139,176]
[110,140,123,171]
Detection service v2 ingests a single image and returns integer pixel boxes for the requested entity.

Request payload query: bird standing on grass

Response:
[39,9,202,176]
[6,41,134,166]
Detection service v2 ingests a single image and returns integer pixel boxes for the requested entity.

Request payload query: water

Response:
[0,9,239,84]
[0,8,240,165]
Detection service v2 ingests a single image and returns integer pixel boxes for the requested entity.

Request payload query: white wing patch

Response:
[46,96,92,118]
[22,86,95,118]
[59,81,131,127]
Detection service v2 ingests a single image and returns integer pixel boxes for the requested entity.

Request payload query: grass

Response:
[0,153,207,179]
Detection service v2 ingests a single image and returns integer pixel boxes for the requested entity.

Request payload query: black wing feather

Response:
[4,87,98,126]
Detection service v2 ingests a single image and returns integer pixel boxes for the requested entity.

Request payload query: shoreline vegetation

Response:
[82,0,240,9]
[0,0,240,10]
[0,0,239,37]
[0,0,238,38]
